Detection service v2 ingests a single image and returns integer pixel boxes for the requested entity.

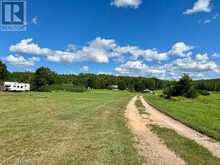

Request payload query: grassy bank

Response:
[0,90,139,165]
[151,125,220,165]
[145,92,220,141]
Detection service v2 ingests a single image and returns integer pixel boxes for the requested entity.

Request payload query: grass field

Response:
[0,90,139,165]
[145,92,220,141]
[151,125,220,165]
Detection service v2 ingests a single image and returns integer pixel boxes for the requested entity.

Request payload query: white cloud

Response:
[11,38,218,79]
[11,38,186,64]
[32,16,38,25]
[5,55,40,66]
[111,0,142,8]
[184,0,212,15]
[195,53,209,61]
[9,38,111,63]
[169,42,194,57]
[212,53,220,59]
[113,46,169,61]
[80,66,89,72]
[10,38,50,55]
[115,60,166,77]
[143,49,169,61]
[115,53,220,79]
[173,56,219,73]
[114,42,192,61]
[7,38,220,79]
[199,14,218,24]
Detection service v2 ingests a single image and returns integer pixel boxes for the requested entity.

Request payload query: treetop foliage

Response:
[163,74,198,98]
[0,60,220,92]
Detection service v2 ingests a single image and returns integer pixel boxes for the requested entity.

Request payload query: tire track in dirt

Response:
[125,96,185,165]
[140,96,220,159]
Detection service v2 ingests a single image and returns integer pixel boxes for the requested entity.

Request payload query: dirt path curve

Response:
[125,96,185,165]
[140,96,220,159]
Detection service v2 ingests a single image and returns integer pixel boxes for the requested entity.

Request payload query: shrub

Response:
[200,90,210,96]
[33,67,57,91]
[163,74,198,99]
[118,81,127,90]
[184,86,198,98]
[163,85,174,99]
[37,85,51,92]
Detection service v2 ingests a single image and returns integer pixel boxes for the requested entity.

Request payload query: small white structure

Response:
[110,85,119,90]
[3,82,30,92]
[144,89,154,94]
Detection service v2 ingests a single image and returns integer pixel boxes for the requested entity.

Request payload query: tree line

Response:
[0,60,220,92]
[6,69,168,92]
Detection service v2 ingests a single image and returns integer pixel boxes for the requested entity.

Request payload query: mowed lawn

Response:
[145,92,220,141]
[0,90,139,165]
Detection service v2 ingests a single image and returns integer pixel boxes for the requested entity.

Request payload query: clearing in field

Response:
[0,90,139,165]
[1,90,220,165]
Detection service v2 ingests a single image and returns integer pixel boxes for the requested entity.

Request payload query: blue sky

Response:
[0,0,220,79]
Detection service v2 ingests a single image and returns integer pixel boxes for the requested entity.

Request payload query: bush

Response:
[163,85,174,99]
[163,74,198,99]
[184,86,198,98]
[37,85,52,92]
[118,81,127,90]
[200,90,210,96]
[33,67,57,91]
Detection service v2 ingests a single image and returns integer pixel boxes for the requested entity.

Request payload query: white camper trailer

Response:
[3,82,30,92]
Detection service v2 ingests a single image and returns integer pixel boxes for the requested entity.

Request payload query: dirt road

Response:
[125,96,185,165]
[140,96,220,159]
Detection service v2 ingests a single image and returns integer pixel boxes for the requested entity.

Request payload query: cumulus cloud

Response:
[115,60,166,77]
[10,38,191,64]
[9,38,219,79]
[115,53,220,79]
[195,53,209,61]
[80,66,89,72]
[169,42,194,57]
[5,55,40,66]
[113,46,169,61]
[184,0,212,15]
[173,56,219,73]
[9,38,111,63]
[10,38,50,55]
[212,53,220,59]
[111,0,142,8]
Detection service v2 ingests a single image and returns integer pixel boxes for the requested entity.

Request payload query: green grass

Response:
[0,90,140,165]
[151,125,220,165]
[145,92,220,141]
[135,96,149,115]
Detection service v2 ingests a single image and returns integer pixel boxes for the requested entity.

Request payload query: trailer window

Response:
[5,85,11,87]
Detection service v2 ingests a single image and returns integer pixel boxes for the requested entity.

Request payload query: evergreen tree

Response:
[0,61,8,83]
[33,67,57,91]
